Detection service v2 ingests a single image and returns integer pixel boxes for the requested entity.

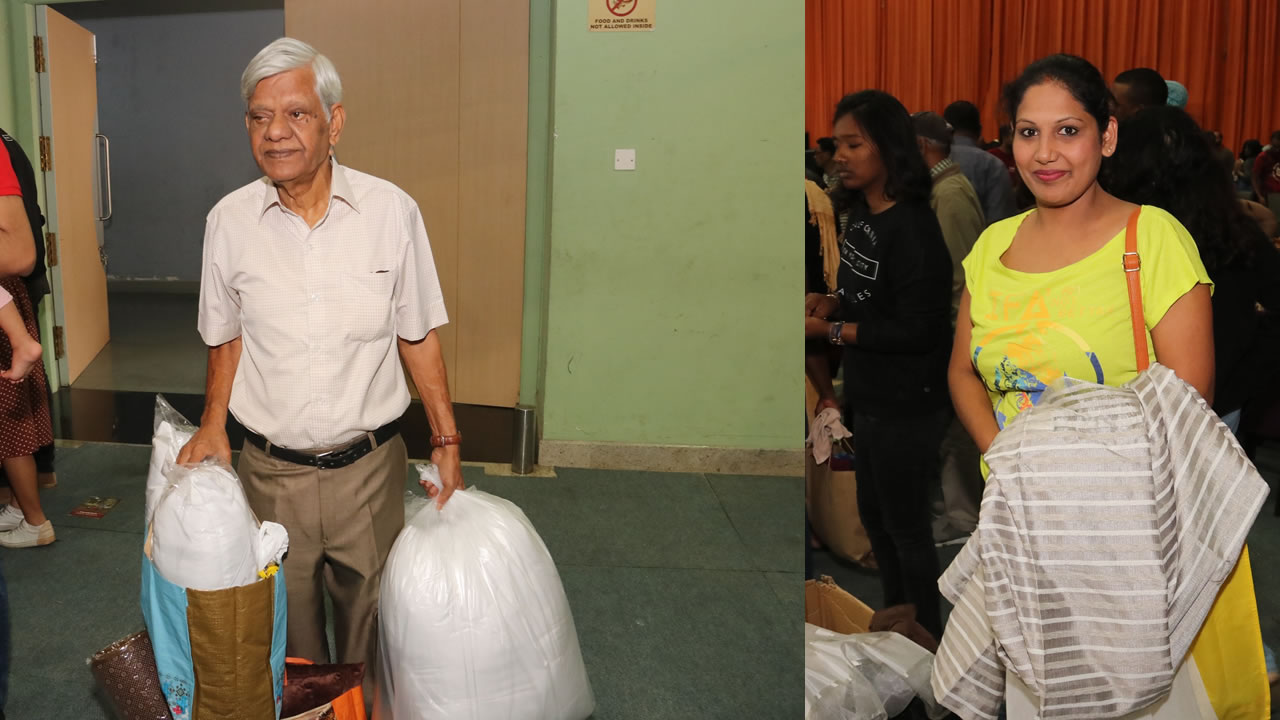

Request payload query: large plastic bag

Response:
[805,624,947,720]
[146,394,196,526]
[375,465,594,720]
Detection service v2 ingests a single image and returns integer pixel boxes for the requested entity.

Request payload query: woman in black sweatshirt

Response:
[804,90,954,639]
[1103,106,1280,437]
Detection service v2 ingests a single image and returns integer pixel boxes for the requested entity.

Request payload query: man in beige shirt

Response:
[178,37,463,696]
[913,111,985,545]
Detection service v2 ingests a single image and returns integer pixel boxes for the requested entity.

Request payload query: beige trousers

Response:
[237,433,407,700]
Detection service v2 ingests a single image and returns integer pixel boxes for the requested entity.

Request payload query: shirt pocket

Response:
[342,269,395,342]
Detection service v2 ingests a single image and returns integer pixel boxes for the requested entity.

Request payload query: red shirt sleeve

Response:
[1253,152,1273,178]
[0,142,20,197]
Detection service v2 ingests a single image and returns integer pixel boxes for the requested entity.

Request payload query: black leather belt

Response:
[243,421,400,470]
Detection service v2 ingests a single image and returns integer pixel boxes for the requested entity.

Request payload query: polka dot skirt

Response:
[0,276,51,459]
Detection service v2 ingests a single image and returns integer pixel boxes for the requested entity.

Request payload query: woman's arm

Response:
[1150,283,1215,404]
[949,288,1000,453]
[805,350,839,413]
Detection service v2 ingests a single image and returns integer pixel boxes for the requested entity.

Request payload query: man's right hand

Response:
[806,292,838,318]
[176,426,232,466]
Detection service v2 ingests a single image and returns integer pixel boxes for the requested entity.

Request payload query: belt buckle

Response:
[314,447,344,470]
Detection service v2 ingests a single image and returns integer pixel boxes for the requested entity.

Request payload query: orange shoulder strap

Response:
[1123,207,1149,372]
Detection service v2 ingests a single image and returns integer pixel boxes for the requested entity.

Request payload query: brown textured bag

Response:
[89,630,171,720]
[282,658,366,720]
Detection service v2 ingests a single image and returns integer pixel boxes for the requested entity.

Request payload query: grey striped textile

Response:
[931,364,1268,719]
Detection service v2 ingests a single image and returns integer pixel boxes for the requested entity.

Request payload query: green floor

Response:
[5,442,804,718]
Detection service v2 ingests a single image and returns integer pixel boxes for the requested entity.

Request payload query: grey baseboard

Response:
[538,439,803,477]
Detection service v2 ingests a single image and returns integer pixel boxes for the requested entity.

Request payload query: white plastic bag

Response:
[149,460,264,590]
[375,465,594,720]
[805,624,947,720]
[146,394,195,526]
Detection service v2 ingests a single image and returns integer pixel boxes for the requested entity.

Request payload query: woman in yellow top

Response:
[949,53,1268,717]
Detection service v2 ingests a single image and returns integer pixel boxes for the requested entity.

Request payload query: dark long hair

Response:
[1102,106,1261,271]
[1003,54,1113,135]
[829,90,932,212]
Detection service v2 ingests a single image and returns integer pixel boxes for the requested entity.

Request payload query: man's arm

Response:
[176,337,241,465]
[399,330,463,508]
[0,195,35,277]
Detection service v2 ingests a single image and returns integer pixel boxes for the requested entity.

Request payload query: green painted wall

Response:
[540,1,802,449]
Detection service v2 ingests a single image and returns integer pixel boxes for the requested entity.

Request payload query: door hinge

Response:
[45,231,56,267]
[38,136,51,172]
[52,325,64,359]
[33,36,44,73]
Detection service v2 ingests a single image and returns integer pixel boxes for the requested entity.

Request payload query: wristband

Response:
[829,321,845,346]
[431,433,463,448]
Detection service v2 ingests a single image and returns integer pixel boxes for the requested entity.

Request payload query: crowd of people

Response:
[805,54,1280,709]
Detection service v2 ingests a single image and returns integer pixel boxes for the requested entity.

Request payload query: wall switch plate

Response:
[614,148,636,170]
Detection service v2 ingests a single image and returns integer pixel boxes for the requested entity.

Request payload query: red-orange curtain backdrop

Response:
[806,0,1280,155]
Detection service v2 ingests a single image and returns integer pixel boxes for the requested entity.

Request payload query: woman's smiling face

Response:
[1012,81,1117,209]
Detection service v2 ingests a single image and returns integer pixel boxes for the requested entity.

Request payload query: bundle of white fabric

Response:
[146,394,288,591]
[376,465,594,720]
[150,461,288,590]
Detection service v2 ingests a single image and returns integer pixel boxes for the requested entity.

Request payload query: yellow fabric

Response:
[1189,547,1269,719]
[963,204,1267,717]
[805,179,839,292]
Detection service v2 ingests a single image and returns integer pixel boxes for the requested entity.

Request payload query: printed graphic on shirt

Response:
[973,316,1106,428]
[840,221,881,283]
[844,249,878,280]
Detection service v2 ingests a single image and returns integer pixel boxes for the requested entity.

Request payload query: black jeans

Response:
[853,408,948,640]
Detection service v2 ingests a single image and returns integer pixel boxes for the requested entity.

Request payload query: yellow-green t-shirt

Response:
[962,205,1212,429]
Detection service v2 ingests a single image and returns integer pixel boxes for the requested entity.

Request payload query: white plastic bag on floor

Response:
[805,624,947,720]
[146,394,195,526]
[375,465,594,720]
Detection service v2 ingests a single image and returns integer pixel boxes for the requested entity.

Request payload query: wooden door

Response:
[38,6,109,386]
[285,0,528,407]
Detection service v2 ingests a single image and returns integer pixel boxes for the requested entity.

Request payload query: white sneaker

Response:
[0,505,24,532]
[0,519,55,548]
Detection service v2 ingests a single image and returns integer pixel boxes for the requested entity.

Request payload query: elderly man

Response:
[177,37,464,694]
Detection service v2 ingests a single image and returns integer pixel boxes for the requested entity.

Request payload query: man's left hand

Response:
[425,444,464,508]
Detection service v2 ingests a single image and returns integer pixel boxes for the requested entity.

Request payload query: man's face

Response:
[1111,82,1139,120]
[814,148,832,169]
[245,67,344,185]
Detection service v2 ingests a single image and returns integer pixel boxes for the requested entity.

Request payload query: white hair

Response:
[241,37,342,119]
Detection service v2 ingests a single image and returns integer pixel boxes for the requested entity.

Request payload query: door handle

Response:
[95,133,112,221]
